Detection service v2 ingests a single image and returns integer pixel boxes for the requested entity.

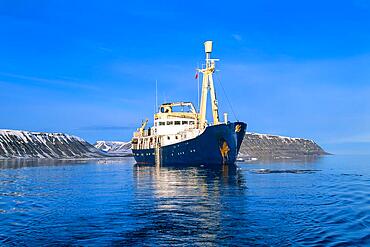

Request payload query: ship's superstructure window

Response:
[167,136,170,140]
[167,121,173,125]
[159,122,165,126]
[182,121,188,125]
[189,121,195,125]
[175,121,181,125]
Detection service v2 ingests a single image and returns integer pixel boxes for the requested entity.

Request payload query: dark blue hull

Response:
[133,122,246,167]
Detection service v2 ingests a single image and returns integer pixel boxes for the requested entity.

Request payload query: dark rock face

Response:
[238,133,327,160]
[0,130,105,159]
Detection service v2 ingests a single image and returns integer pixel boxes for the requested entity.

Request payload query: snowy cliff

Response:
[238,132,327,160]
[94,141,132,156]
[0,129,105,159]
[94,133,327,161]
[0,129,326,160]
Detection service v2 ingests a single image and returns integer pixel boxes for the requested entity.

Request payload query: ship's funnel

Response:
[204,41,213,53]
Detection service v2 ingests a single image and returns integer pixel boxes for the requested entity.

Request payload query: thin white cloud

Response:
[232,34,242,41]
[221,53,370,87]
[326,134,370,144]
[0,72,99,91]
[97,46,113,53]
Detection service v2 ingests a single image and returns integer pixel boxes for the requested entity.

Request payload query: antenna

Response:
[197,63,200,111]
[155,79,158,112]
[163,93,167,104]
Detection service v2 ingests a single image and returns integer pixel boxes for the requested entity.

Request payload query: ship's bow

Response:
[234,121,247,155]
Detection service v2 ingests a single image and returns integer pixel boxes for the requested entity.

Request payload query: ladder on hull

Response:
[155,140,161,166]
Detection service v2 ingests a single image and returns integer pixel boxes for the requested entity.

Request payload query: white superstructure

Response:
[132,40,228,151]
[132,102,202,149]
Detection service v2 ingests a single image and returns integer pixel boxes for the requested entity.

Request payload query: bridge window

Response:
[174,121,181,125]
[182,121,188,125]
[171,105,193,113]
[189,121,195,125]
[159,122,165,126]
[167,121,173,125]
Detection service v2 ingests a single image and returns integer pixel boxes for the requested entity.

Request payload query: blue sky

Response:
[1,0,370,154]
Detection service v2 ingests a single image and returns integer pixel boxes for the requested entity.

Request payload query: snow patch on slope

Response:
[239,132,327,160]
[94,141,132,156]
[0,129,105,159]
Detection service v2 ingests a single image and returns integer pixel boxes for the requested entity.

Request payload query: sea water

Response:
[0,155,369,246]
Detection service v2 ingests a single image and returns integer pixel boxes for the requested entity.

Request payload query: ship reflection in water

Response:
[0,156,370,246]
[130,164,246,245]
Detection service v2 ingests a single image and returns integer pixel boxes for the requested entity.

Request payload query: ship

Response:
[131,41,247,166]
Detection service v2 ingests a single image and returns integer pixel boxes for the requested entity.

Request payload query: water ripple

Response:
[0,156,369,245]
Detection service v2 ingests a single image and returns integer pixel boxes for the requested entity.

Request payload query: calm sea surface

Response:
[0,155,369,246]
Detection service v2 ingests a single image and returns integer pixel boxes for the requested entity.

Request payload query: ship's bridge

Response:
[154,102,199,136]
[156,102,197,115]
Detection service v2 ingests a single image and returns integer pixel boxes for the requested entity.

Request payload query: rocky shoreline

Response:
[0,129,328,160]
[238,132,328,161]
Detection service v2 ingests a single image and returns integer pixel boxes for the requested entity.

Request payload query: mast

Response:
[198,40,220,128]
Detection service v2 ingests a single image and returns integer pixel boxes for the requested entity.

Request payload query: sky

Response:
[1,0,370,154]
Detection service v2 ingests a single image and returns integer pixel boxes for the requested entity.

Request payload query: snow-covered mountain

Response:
[94,141,132,156]
[238,132,327,160]
[0,128,325,160]
[94,132,326,161]
[0,129,105,159]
